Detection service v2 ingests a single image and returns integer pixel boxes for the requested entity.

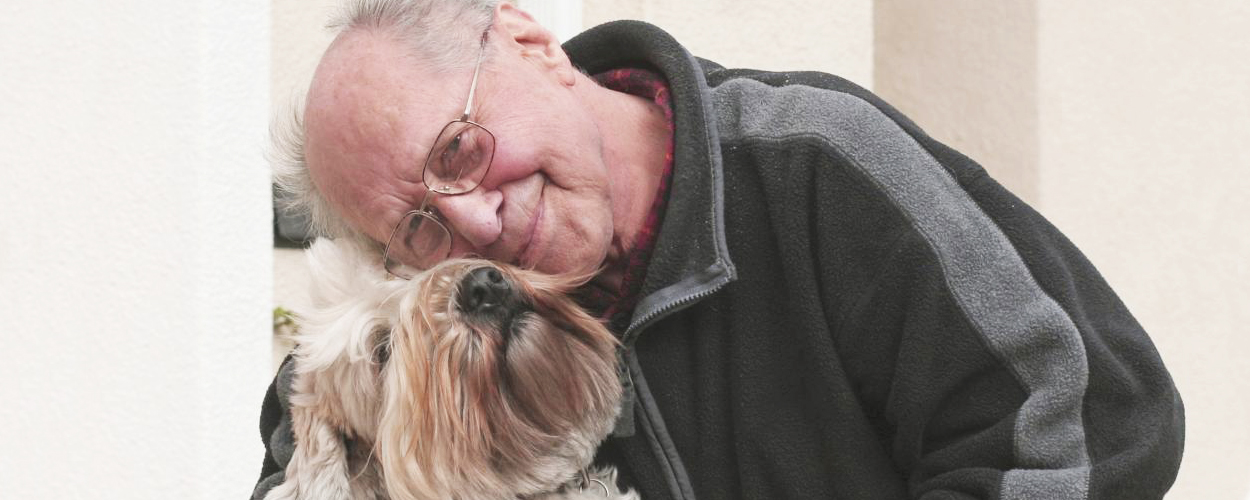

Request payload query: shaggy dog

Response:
[264,239,635,500]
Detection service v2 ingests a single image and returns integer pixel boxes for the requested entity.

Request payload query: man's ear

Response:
[492,2,577,86]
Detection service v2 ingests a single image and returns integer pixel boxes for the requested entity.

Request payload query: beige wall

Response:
[273,1,1250,497]
[1037,3,1250,498]
[584,0,873,86]
[876,1,1250,498]
[875,0,1038,203]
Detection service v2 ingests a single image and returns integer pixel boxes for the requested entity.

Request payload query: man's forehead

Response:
[318,30,472,116]
[302,30,460,237]
[304,30,462,175]
[308,31,425,128]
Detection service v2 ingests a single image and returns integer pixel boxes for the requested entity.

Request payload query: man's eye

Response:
[405,214,424,231]
[445,134,463,154]
[440,134,468,169]
[435,136,465,176]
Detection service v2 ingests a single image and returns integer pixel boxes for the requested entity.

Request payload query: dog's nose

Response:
[458,266,512,313]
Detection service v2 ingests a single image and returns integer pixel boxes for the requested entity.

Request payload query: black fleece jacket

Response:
[570,21,1183,500]
[255,20,1183,500]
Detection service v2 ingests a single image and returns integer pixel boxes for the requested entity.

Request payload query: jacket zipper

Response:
[613,270,732,500]
[622,274,732,345]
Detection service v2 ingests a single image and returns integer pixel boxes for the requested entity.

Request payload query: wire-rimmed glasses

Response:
[382,33,495,279]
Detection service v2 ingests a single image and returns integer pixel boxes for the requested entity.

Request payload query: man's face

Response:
[303,27,615,277]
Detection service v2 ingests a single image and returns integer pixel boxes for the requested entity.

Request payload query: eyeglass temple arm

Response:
[460,33,489,121]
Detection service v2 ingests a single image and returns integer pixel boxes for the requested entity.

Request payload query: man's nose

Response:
[430,188,504,250]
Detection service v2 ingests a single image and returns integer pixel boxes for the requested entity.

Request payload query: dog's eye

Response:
[372,329,392,367]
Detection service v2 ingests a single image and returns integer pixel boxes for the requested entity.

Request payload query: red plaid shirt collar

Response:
[581,68,675,322]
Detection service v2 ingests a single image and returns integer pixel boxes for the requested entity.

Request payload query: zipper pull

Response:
[610,346,637,438]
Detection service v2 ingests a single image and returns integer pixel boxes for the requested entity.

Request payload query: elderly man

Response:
[255,1,1184,498]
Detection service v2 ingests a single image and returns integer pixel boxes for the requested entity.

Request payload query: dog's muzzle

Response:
[457,266,521,318]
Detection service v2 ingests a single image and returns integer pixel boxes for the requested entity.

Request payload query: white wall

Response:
[0,2,273,499]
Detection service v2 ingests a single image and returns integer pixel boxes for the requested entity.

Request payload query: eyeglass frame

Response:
[382,32,494,279]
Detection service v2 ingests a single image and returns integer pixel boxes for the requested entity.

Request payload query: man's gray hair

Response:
[271,0,500,240]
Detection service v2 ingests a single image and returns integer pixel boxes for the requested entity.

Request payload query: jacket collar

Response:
[564,21,737,344]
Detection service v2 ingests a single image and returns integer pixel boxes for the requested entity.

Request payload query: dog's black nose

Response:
[458,266,513,314]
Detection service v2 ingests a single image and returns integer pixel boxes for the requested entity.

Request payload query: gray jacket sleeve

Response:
[252,356,296,500]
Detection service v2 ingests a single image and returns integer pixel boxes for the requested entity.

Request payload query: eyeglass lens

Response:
[424,121,494,195]
[384,211,453,277]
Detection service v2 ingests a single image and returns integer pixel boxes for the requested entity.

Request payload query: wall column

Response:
[0,2,274,498]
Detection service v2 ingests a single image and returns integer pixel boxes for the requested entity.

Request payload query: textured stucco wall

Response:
[876,1,1250,498]
[0,2,273,499]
